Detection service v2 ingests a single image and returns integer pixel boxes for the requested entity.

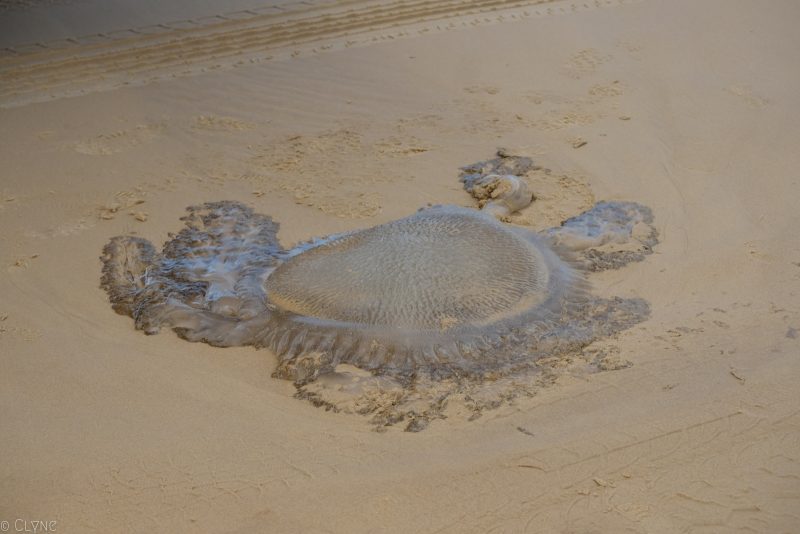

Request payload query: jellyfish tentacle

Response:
[545,201,659,271]
[161,200,281,312]
[101,201,282,342]
[100,236,160,317]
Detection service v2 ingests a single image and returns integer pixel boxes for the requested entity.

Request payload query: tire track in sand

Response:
[0,0,640,107]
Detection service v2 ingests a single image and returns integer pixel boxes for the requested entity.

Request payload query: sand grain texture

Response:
[1,0,799,532]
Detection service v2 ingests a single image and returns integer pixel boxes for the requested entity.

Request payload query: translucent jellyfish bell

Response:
[258,206,584,376]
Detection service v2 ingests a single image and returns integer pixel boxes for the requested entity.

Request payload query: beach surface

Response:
[1,0,799,532]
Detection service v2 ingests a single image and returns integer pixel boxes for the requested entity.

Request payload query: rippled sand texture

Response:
[2,0,799,531]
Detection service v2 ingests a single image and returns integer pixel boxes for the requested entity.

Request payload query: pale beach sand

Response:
[1,0,799,532]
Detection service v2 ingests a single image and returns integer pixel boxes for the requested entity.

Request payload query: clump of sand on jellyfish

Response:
[101,166,657,431]
[459,150,536,219]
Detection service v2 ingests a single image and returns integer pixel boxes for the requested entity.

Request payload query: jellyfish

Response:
[101,189,656,430]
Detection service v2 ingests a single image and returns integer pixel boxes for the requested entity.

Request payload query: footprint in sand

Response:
[72,123,165,156]
[463,86,501,95]
[564,48,612,79]
[191,115,255,132]
[726,85,770,109]
[244,128,434,219]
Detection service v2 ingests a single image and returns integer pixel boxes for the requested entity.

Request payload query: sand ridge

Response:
[0,0,643,108]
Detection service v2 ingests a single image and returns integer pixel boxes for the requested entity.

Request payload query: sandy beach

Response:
[1,0,799,532]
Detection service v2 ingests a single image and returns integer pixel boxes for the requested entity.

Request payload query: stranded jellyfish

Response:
[101,157,657,430]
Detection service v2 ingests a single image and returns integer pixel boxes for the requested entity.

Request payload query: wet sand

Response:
[1,0,799,532]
